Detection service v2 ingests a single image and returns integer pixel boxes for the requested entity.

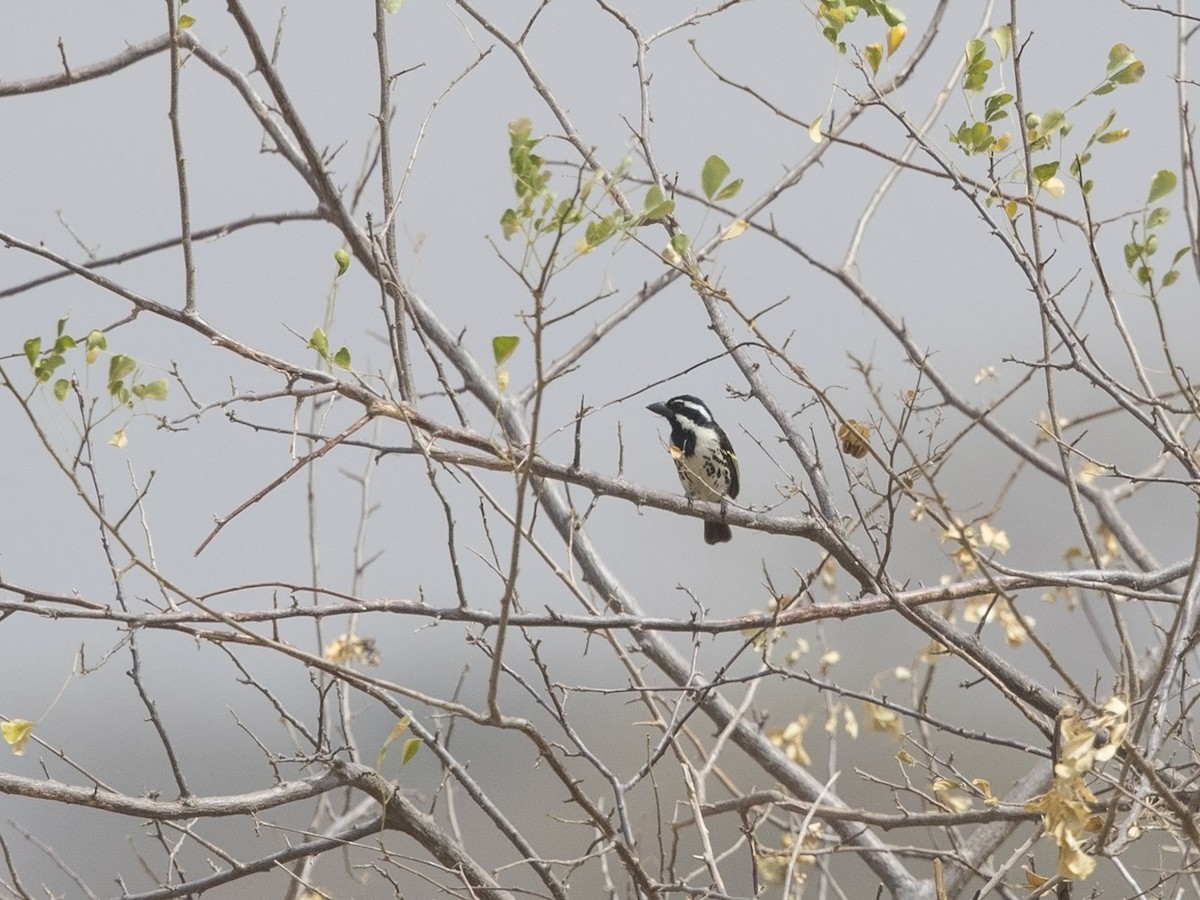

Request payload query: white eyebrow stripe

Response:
[674,399,712,422]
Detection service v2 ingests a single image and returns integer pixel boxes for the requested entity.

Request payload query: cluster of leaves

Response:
[23,318,167,407]
[499,119,745,268]
[817,0,906,55]
[307,328,352,370]
[951,34,1144,195]
[1025,699,1129,880]
[1123,170,1187,292]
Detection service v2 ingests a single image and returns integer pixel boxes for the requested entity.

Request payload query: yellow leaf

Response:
[808,115,823,144]
[1042,176,1066,198]
[865,43,883,75]
[887,23,906,56]
[376,714,412,770]
[109,428,128,448]
[2,719,34,755]
[1024,867,1049,888]
[721,219,749,241]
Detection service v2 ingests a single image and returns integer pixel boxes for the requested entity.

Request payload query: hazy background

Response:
[1,2,1193,896]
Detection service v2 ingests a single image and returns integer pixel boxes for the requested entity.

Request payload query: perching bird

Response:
[647,394,740,544]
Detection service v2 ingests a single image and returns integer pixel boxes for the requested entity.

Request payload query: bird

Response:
[646,394,740,544]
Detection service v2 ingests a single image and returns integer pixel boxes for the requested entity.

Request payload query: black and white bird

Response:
[647,395,740,544]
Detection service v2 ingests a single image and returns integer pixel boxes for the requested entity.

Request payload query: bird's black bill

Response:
[646,401,670,417]
[704,521,733,544]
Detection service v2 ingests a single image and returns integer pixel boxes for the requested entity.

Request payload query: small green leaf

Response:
[1172,246,1192,265]
[382,0,404,11]
[991,24,1012,61]
[865,43,883,75]
[1162,269,1180,287]
[53,379,70,402]
[134,379,169,402]
[1148,169,1177,204]
[508,117,534,144]
[500,208,520,240]
[1105,43,1144,85]
[1096,128,1129,144]
[492,335,519,366]
[1033,161,1060,184]
[55,316,69,337]
[670,232,691,255]
[23,337,41,369]
[1147,207,1170,229]
[701,155,731,200]
[53,334,76,354]
[177,14,195,28]
[308,328,329,358]
[85,330,107,364]
[1038,108,1068,138]
[713,178,744,202]
[1136,265,1153,285]
[334,248,350,276]
[376,715,412,770]
[333,347,352,370]
[401,737,421,765]
[108,354,136,385]
[880,4,905,27]
[1124,241,1141,269]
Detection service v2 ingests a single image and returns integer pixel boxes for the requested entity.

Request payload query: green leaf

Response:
[55,316,69,337]
[23,337,41,369]
[713,178,744,202]
[1123,241,1142,269]
[1148,169,1177,204]
[34,353,65,383]
[984,91,1012,123]
[865,43,882,75]
[879,3,905,26]
[1147,207,1170,229]
[584,215,617,247]
[701,155,731,200]
[508,118,533,145]
[85,330,107,364]
[401,737,421,765]
[334,248,350,276]
[333,347,352,370]
[376,715,411,770]
[108,354,136,386]
[1033,161,1060,184]
[642,185,675,222]
[1162,269,1180,287]
[1172,246,1192,265]
[308,328,329,358]
[53,334,76,354]
[991,24,1012,61]
[492,335,519,366]
[135,379,169,402]
[1136,265,1152,285]
[1096,128,1129,144]
[382,0,404,11]
[177,14,195,28]
[500,208,519,240]
[1038,108,1068,138]
[1105,43,1144,85]
[53,379,70,402]
[670,232,691,256]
